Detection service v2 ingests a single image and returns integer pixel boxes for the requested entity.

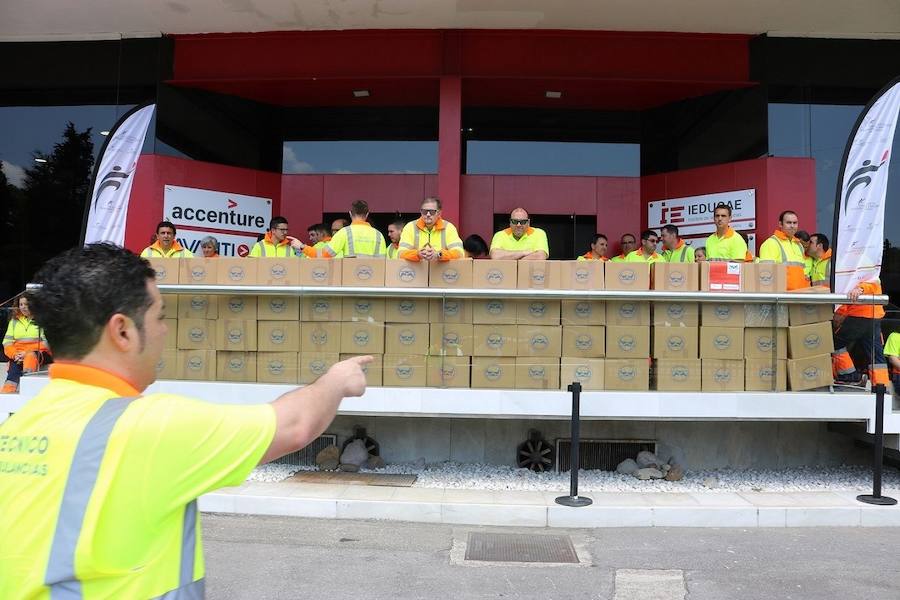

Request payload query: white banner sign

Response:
[177,230,260,258]
[834,79,900,294]
[163,185,272,235]
[84,104,155,245]
[647,189,756,237]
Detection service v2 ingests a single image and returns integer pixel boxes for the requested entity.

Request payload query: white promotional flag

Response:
[83,104,155,245]
[834,79,900,294]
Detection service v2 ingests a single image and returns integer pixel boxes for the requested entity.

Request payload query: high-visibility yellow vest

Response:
[624,249,663,263]
[3,316,48,354]
[661,240,695,263]
[387,243,400,259]
[140,241,193,258]
[321,221,387,258]
[704,227,750,261]
[489,227,550,257]
[810,249,832,287]
[758,230,809,289]
[398,217,464,261]
[249,232,296,258]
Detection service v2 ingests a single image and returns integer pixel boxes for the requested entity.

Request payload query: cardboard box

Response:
[517,261,561,290]
[339,353,383,387]
[606,325,651,359]
[177,295,218,319]
[558,260,604,290]
[604,358,650,391]
[472,324,518,356]
[299,352,340,385]
[652,262,699,291]
[385,298,430,323]
[162,295,178,318]
[340,321,385,354]
[429,298,473,324]
[382,354,427,387]
[215,319,258,351]
[163,319,178,349]
[471,357,516,389]
[652,302,699,327]
[215,258,257,285]
[655,358,702,391]
[744,303,789,328]
[426,356,471,388]
[562,326,606,358]
[787,354,833,391]
[303,322,342,353]
[561,300,606,326]
[560,357,605,390]
[216,351,258,382]
[742,263,788,293]
[701,303,745,327]
[429,259,474,288]
[515,357,560,389]
[516,300,561,325]
[745,358,787,392]
[700,262,742,292]
[257,351,299,384]
[606,301,651,326]
[788,321,835,359]
[341,258,386,287]
[341,297,386,323]
[472,260,518,289]
[179,258,217,285]
[384,259,428,288]
[175,350,216,381]
[744,328,788,359]
[257,258,300,286]
[699,326,744,360]
[701,359,744,391]
[299,259,341,286]
[217,295,258,320]
[176,318,214,350]
[429,323,474,356]
[156,349,178,380]
[301,297,340,322]
[604,262,650,291]
[147,258,179,284]
[472,298,517,324]
[789,303,835,326]
[516,325,562,358]
[257,320,301,352]
[384,323,430,355]
[652,326,699,359]
[257,295,300,320]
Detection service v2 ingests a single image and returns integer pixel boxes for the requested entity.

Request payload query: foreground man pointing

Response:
[0,244,370,599]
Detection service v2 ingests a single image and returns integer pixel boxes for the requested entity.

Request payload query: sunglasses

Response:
[510,219,529,226]
[421,209,439,216]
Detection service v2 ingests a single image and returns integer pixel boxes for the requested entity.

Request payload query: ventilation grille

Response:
[555,439,656,472]
[273,434,338,466]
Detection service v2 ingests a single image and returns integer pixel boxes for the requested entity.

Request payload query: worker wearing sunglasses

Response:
[489,208,549,260]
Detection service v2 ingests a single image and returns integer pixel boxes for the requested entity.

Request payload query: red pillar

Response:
[438,76,462,225]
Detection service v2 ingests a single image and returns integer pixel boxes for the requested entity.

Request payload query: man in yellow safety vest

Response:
[625,229,663,263]
[398,197,464,262]
[704,203,751,262]
[489,208,549,260]
[318,200,387,258]
[807,232,832,288]
[609,233,637,262]
[140,221,193,258]
[757,210,810,290]
[660,224,695,262]
[386,218,405,259]
[577,234,609,261]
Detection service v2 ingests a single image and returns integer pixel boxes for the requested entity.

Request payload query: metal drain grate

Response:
[556,439,656,472]
[273,434,337,466]
[464,532,578,563]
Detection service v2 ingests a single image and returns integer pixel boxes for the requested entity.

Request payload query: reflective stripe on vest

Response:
[767,236,806,269]
[345,226,384,257]
[346,227,356,256]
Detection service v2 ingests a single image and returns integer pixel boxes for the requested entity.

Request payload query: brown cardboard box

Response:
[652,302,699,327]
[177,295,218,319]
[701,303,745,327]
[472,260,518,289]
[745,358,787,391]
[429,259,474,288]
[701,359,744,391]
[257,351,299,384]
[560,357,605,390]
[341,258,386,287]
[301,297,340,322]
[517,261,561,290]
[429,298,473,324]
[156,349,178,380]
[147,258,179,284]
[606,301,651,326]
[561,300,606,325]
[257,320,301,352]
[303,322,342,353]
[176,350,216,380]
[215,258,257,285]
[257,258,300,286]
[339,353,383,386]
[788,354,833,390]
[385,323,430,355]
[177,319,214,350]
[700,261,743,292]
[426,356,471,388]
[562,326,606,358]
[216,351,258,382]
[787,321,835,359]
[385,298,430,323]
[341,297,386,323]
[515,357,560,389]
[215,319,258,351]
[789,303,835,326]
[340,321,385,354]
[179,258,218,284]
[558,260,604,290]
[744,303,789,328]
[655,359,702,391]
[744,328,788,359]
[429,323,474,356]
[516,325,562,357]
[382,354,427,387]
[604,358,650,391]
[652,326,699,359]
[699,326,744,359]
[257,295,300,320]
[384,259,429,287]
[217,295,258,320]
[742,263,788,293]
[472,324,518,356]
[516,300,561,325]
[472,298,517,324]
[299,259,341,286]
[604,262,650,291]
[299,352,340,384]
[164,319,178,349]
[606,325,651,359]
[471,357,516,389]
[652,262,699,291]
[162,294,178,318]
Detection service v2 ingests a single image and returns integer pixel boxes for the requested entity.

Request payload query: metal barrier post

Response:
[857,384,897,506]
[556,381,592,507]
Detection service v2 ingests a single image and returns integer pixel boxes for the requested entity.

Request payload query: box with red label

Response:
[700,262,743,292]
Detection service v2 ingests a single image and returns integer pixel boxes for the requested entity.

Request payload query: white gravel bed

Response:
[248,462,900,493]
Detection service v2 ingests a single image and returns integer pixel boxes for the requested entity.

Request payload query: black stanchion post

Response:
[857,383,897,506]
[556,381,592,507]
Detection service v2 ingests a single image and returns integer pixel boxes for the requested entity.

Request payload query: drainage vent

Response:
[273,434,338,466]
[555,439,656,472]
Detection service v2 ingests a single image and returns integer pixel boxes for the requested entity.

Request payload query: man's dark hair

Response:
[811,232,830,251]
[390,219,406,230]
[463,234,489,258]
[269,216,288,230]
[778,210,797,223]
[422,196,442,210]
[350,200,369,216]
[314,223,331,237]
[661,224,679,237]
[27,244,156,360]
[156,220,176,234]
[592,234,608,244]
[621,233,636,243]
[641,229,658,241]
[714,203,732,216]
[795,230,810,242]
[307,223,317,233]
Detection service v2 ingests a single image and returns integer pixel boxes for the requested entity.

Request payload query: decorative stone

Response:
[703,476,719,489]
[340,439,369,468]
[665,464,685,481]
[635,451,661,469]
[616,458,639,475]
[340,463,360,472]
[366,455,386,469]
[661,464,671,472]
[635,467,664,480]
[413,457,426,470]
[315,445,340,471]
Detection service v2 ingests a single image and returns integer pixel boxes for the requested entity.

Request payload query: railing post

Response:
[857,384,897,506]
[556,381,592,508]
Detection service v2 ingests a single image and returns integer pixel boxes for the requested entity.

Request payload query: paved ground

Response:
[203,513,900,599]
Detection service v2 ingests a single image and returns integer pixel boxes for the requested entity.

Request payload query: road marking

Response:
[614,569,686,600]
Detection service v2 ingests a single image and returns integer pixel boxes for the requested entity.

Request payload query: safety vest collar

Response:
[673,239,685,250]
[504,226,535,240]
[818,248,833,261]
[772,229,796,243]
[416,216,446,232]
[149,239,186,256]
[714,227,735,240]
[49,362,141,397]
[263,231,289,247]
[350,219,372,227]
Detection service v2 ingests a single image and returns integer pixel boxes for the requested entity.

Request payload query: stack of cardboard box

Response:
[786,303,835,390]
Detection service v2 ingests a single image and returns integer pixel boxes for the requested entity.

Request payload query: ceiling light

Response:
[352,90,370,98]
[34,157,48,163]
[545,91,562,99]
[100,130,110,136]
